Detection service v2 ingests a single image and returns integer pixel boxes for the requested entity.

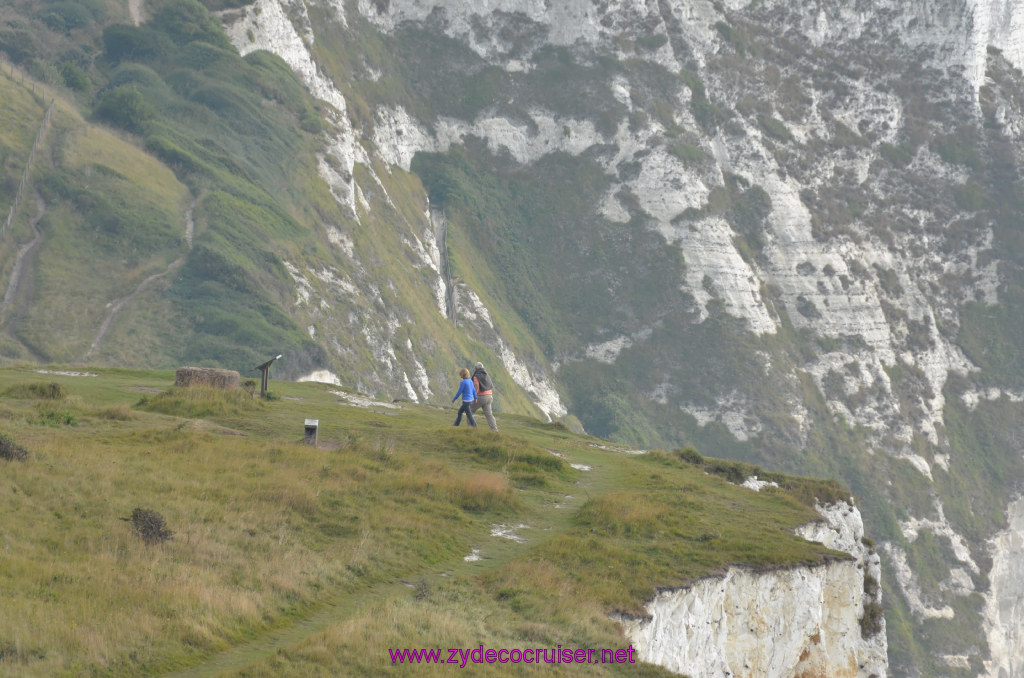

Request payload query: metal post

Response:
[253,354,282,398]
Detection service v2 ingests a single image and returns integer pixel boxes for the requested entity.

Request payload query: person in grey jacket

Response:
[470,362,498,432]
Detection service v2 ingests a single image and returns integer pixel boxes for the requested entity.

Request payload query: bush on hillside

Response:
[3,382,67,400]
[144,134,206,174]
[860,601,884,639]
[0,27,39,64]
[108,63,167,90]
[151,0,232,49]
[199,0,251,9]
[94,84,156,133]
[136,386,266,418]
[675,446,704,465]
[130,508,173,545]
[0,433,29,462]
[102,24,169,63]
[59,61,90,91]
[39,2,94,33]
[36,405,78,427]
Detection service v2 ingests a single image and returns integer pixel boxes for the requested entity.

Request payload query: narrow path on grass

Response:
[83,198,195,360]
[1,192,48,361]
[1,193,45,312]
[159,446,604,677]
[163,583,410,678]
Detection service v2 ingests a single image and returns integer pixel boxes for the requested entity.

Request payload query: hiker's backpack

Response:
[475,369,493,392]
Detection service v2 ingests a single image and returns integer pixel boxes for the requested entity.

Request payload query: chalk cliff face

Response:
[622,499,887,678]
[984,498,1024,678]
[219,0,1024,673]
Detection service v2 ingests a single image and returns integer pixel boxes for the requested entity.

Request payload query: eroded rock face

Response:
[623,563,870,678]
[220,0,1024,671]
[984,498,1024,678]
[621,500,886,678]
[343,0,1005,454]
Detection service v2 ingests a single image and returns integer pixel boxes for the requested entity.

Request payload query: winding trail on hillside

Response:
[83,198,195,360]
[159,447,602,677]
[1,193,45,312]
[1,193,48,360]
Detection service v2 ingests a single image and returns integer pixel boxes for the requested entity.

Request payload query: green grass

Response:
[0,366,849,677]
[413,143,685,357]
[0,72,46,196]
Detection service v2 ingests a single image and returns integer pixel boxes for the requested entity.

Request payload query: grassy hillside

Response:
[0,0,326,370]
[0,366,849,677]
[0,0,560,423]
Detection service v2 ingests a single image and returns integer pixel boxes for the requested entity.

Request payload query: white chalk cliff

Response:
[622,499,887,678]
[984,498,1024,678]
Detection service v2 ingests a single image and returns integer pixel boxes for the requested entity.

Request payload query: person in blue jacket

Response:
[452,367,477,427]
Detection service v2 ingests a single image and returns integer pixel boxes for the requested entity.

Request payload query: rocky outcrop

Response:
[621,499,886,678]
[984,497,1024,678]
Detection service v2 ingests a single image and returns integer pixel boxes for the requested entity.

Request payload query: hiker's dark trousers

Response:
[454,402,477,427]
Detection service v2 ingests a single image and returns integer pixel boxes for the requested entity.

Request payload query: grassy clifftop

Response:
[0,366,849,677]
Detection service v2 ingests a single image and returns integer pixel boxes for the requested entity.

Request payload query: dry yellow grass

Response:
[0,424,488,675]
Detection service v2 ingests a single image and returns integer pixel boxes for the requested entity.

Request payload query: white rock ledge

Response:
[621,501,887,677]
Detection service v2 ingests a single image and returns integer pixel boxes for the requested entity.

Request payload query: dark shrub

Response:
[131,508,173,545]
[860,601,884,638]
[108,63,166,90]
[674,446,704,465]
[0,433,29,462]
[151,0,232,49]
[59,62,89,91]
[94,84,156,133]
[704,458,758,484]
[3,382,66,400]
[39,2,93,33]
[0,27,39,63]
[102,24,169,63]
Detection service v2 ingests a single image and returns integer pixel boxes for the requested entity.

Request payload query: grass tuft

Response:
[136,386,267,418]
[3,382,67,400]
[35,404,78,426]
[860,601,884,639]
[450,471,520,513]
[96,404,134,421]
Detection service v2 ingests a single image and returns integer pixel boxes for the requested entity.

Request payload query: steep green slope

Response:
[0,0,322,369]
